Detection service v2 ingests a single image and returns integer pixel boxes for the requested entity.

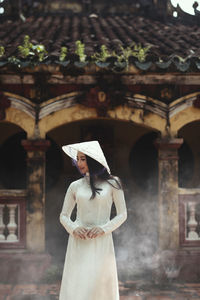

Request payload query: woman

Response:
[59,140,127,300]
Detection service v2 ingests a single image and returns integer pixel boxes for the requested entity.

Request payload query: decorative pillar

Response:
[155,138,183,250]
[22,139,50,252]
[187,202,199,240]
[7,204,18,241]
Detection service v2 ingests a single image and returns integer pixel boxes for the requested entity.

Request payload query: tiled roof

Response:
[0,14,200,59]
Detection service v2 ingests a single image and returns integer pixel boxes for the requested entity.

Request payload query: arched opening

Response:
[178,121,200,188]
[129,132,158,193]
[45,136,63,190]
[0,122,27,189]
[45,119,159,280]
[122,131,159,278]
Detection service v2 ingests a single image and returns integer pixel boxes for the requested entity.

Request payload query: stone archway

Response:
[170,92,200,137]
[38,93,167,138]
[2,92,35,138]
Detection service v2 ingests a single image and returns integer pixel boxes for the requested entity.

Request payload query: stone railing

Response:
[0,190,26,249]
[179,188,200,247]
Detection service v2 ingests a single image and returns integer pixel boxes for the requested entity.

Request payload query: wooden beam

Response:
[1,73,200,85]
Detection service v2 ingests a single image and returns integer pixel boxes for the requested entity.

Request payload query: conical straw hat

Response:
[62,140,110,174]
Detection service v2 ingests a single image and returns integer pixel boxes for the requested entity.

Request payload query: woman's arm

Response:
[100,178,127,234]
[60,183,78,235]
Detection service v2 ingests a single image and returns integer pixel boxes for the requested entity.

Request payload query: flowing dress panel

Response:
[59,177,127,300]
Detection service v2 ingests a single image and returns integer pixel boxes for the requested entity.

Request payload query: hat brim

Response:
[62,141,111,174]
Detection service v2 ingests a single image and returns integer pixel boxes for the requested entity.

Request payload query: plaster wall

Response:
[5,107,35,138]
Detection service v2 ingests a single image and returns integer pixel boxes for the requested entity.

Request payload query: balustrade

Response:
[0,204,18,242]
[187,201,200,240]
[0,190,26,249]
[179,189,200,247]
[0,204,6,241]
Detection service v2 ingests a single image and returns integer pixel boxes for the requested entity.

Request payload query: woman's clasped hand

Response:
[73,226,104,239]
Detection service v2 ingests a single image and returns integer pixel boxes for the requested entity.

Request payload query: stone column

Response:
[155,138,183,250]
[22,139,50,252]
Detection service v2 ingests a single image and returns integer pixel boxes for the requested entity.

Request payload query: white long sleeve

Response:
[60,183,77,235]
[59,174,125,300]
[100,181,127,234]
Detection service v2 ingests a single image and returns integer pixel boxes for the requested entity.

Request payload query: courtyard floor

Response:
[1,281,200,300]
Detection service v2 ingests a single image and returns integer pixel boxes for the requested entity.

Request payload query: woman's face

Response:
[77,151,89,174]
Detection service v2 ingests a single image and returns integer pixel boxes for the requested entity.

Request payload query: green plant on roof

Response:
[93,42,151,65]
[8,56,21,67]
[23,35,33,48]
[32,44,48,62]
[75,41,86,62]
[131,43,152,62]
[172,54,189,63]
[119,45,133,62]
[18,35,34,58]
[92,45,112,62]
[59,47,68,62]
[112,44,134,66]
[0,46,5,58]
[18,35,48,62]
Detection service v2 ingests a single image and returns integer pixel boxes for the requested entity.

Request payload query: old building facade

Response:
[0,0,200,283]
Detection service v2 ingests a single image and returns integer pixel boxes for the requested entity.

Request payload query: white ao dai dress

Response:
[59,176,127,300]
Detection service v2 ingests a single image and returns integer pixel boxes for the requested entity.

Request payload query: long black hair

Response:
[85,155,122,199]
